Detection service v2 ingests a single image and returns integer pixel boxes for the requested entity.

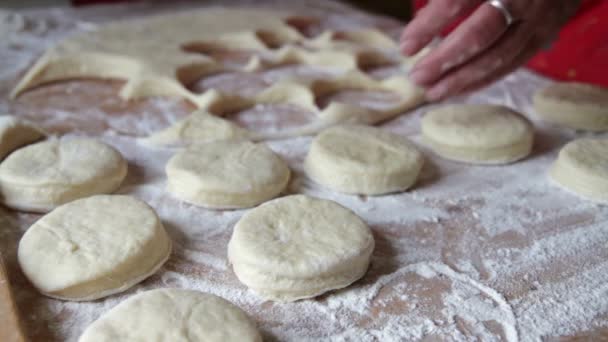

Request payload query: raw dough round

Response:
[550,138,608,203]
[18,195,171,301]
[166,140,290,209]
[305,124,424,195]
[228,194,374,302]
[533,82,608,131]
[0,137,127,212]
[421,104,534,164]
[79,288,261,342]
[0,116,45,160]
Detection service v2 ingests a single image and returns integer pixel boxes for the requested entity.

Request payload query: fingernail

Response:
[426,84,449,101]
[400,40,417,56]
[409,68,434,86]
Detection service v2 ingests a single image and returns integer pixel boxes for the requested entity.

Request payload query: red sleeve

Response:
[413,0,608,87]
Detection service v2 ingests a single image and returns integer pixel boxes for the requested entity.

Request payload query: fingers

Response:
[409,2,511,87]
[424,23,534,101]
[458,37,545,94]
[400,0,481,56]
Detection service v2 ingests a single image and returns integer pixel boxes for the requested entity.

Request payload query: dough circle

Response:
[0,137,127,212]
[421,104,534,164]
[550,138,608,203]
[0,116,45,160]
[166,140,290,209]
[533,82,608,131]
[228,194,374,302]
[18,195,171,301]
[79,288,261,342]
[305,124,424,195]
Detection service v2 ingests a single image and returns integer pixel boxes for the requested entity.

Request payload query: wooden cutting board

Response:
[0,253,26,342]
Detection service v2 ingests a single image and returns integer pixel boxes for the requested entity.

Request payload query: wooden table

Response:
[1,1,607,341]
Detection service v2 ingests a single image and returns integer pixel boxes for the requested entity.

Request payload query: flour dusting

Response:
[1,2,608,341]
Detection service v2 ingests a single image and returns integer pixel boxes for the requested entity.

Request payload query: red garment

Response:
[413,0,608,87]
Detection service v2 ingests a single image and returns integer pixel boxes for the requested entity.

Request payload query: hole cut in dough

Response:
[0,116,45,160]
[166,140,290,209]
[228,195,374,302]
[284,16,323,39]
[421,104,534,165]
[305,125,424,195]
[533,82,608,131]
[550,137,608,203]
[189,71,269,97]
[79,289,262,342]
[0,137,127,212]
[18,195,171,301]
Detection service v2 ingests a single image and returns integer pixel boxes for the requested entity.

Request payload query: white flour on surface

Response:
[1,2,608,342]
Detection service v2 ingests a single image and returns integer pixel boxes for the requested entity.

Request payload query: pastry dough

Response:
[79,289,261,342]
[166,140,290,209]
[305,124,423,195]
[18,195,171,301]
[0,116,45,159]
[550,138,608,203]
[422,104,534,164]
[12,8,424,140]
[533,82,608,131]
[228,195,374,302]
[0,137,127,212]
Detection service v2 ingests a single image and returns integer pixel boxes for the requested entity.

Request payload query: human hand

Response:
[400,0,581,101]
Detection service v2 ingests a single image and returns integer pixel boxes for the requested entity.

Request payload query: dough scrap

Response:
[550,137,608,203]
[0,137,127,212]
[533,82,608,131]
[305,124,423,195]
[166,140,290,209]
[148,70,424,145]
[12,8,424,141]
[140,110,250,147]
[228,195,374,302]
[421,104,534,164]
[79,288,261,342]
[0,116,45,159]
[18,195,171,301]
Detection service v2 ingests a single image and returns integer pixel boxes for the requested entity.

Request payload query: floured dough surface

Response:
[166,140,290,209]
[140,110,250,148]
[305,124,423,195]
[533,82,608,131]
[12,8,424,139]
[0,137,127,212]
[18,195,171,301]
[0,115,45,159]
[228,195,374,302]
[550,138,608,203]
[422,104,534,164]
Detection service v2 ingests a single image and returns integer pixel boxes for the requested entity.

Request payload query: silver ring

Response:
[487,0,516,26]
